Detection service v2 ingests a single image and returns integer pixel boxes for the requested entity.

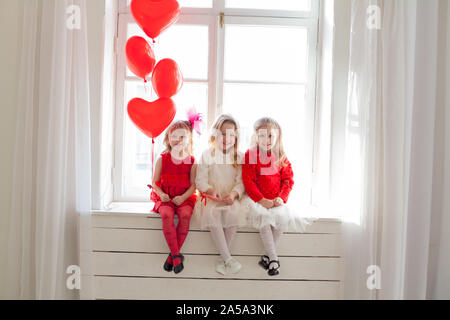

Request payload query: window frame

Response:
[118,0,319,17]
[114,13,216,201]
[114,0,321,202]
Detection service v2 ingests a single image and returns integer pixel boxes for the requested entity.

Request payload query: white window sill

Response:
[92,201,155,216]
[92,202,342,223]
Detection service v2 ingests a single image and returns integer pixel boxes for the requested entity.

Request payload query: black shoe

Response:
[163,254,173,272]
[267,260,280,276]
[164,254,185,272]
[258,255,270,270]
[172,254,184,274]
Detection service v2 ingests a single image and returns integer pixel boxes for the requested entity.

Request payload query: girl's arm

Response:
[242,151,265,203]
[231,164,245,200]
[278,158,294,203]
[152,157,170,201]
[223,162,245,204]
[195,151,212,193]
[187,164,197,197]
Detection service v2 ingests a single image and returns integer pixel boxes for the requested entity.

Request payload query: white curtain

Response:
[4,0,93,299]
[340,0,450,299]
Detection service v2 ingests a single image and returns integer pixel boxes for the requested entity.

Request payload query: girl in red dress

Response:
[242,117,312,276]
[150,120,198,274]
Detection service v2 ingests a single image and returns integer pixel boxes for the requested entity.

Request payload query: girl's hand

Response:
[171,196,185,206]
[273,197,284,207]
[258,198,274,209]
[206,188,221,201]
[222,191,238,205]
[160,193,171,203]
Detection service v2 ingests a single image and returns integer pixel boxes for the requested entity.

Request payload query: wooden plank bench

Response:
[88,205,342,300]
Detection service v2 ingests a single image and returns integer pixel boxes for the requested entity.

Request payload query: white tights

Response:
[209,226,238,262]
[259,225,283,267]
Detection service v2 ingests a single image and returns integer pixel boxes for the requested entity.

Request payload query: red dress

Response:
[242,147,294,203]
[151,152,197,213]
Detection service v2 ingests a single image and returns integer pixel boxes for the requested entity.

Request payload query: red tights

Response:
[158,205,193,266]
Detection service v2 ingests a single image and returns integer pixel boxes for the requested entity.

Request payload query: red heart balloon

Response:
[152,58,183,98]
[130,0,181,40]
[127,97,176,139]
[126,36,156,81]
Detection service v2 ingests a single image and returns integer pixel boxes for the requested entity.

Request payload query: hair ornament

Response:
[187,107,203,135]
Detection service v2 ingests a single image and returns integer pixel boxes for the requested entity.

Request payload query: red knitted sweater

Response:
[242,148,294,204]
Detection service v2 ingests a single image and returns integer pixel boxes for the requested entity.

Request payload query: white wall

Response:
[0,0,23,298]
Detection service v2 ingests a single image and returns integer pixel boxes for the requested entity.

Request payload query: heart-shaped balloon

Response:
[127,97,176,139]
[130,0,181,40]
[152,58,183,98]
[126,36,156,81]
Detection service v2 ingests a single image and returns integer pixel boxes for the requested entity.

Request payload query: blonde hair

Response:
[209,114,240,168]
[252,117,288,167]
[162,120,194,155]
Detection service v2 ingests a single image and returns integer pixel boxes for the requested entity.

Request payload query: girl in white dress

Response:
[193,114,247,275]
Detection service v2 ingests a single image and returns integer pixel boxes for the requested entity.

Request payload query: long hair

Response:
[162,120,194,155]
[252,117,288,167]
[209,114,240,168]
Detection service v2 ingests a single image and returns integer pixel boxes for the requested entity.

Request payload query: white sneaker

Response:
[215,258,226,275]
[225,257,242,274]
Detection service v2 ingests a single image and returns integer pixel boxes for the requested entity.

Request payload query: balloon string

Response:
[148,138,155,194]
[151,138,155,182]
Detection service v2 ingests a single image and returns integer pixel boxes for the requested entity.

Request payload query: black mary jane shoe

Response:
[163,254,173,272]
[164,254,185,272]
[172,254,184,274]
[267,260,280,276]
[258,255,270,270]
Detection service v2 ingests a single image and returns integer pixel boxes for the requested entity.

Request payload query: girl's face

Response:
[256,126,278,152]
[217,122,237,152]
[168,128,190,152]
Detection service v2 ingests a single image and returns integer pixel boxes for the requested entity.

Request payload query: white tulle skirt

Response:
[193,198,248,230]
[241,196,316,233]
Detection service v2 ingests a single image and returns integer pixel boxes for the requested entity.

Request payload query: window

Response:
[114,0,320,207]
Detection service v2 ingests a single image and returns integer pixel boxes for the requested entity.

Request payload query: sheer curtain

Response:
[340,0,450,299]
[4,0,93,299]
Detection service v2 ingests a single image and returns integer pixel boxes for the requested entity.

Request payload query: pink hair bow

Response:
[187,107,203,135]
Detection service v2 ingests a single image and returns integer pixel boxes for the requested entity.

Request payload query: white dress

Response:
[193,148,248,230]
[240,149,315,233]
[241,197,315,233]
